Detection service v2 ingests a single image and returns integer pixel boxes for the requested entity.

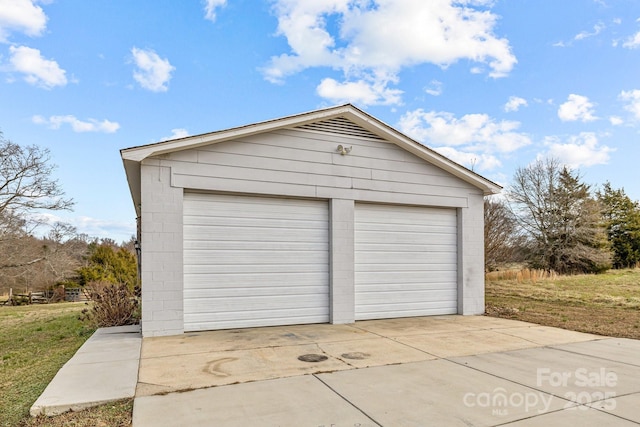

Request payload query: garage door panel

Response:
[184,272,328,288]
[356,271,458,284]
[185,250,327,264]
[185,294,328,312]
[356,252,456,264]
[355,222,456,233]
[355,263,457,273]
[186,308,330,331]
[183,193,329,331]
[356,289,456,302]
[185,263,327,275]
[184,216,327,230]
[184,285,329,298]
[355,240,457,251]
[355,231,456,245]
[184,226,328,242]
[184,240,325,253]
[359,217,456,227]
[355,203,458,320]
[356,304,458,320]
[355,205,455,222]
[356,282,456,294]
[185,241,326,251]
[186,305,329,322]
[185,202,328,221]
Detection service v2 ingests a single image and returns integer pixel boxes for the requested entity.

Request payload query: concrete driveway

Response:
[133,316,640,426]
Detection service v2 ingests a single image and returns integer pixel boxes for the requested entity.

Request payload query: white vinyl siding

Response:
[354,203,458,320]
[168,128,479,209]
[183,193,329,331]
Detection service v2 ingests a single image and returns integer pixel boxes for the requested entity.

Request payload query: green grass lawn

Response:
[0,303,116,427]
[0,303,92,426]
[486,268,640,339]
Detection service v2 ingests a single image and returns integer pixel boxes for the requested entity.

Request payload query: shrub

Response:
[80,281,140,327]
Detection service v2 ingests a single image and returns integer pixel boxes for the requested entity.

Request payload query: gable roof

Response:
[121,104,501,214]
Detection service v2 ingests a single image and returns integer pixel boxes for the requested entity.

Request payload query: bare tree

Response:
[39,223,89,286]
[507,158,610,274]
[0,133,73,227]
[484,197,523,271]
[0,132,75,293]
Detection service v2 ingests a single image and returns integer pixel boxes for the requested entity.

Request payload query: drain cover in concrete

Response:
[298,354,328,363]
[341,352,370,360]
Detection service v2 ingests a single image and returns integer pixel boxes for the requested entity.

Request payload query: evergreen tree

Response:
[597,182,640,268]
[77,243,138,290]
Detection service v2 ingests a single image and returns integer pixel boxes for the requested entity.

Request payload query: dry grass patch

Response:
[486,268,640,339]
[19,399,133,427]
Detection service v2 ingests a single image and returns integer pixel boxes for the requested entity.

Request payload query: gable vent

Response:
[294,117,386,141]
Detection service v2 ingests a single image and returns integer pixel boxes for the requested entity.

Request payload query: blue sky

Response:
[1,0,639,242]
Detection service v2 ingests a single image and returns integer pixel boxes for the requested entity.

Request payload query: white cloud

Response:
[574,22,605,41]
[432,146,502,172]
[8,45,67,89]
[543,132,614,168]
[424,80,443,96]
[32,114,120,133]
[554,22,605,47]
[203,0,227,22]
[609,116,623,126]
[36,213,136,241]
[398,109,532,154]
[161,128,190,141]
[622,31,640,48]
[264,0,516,105]
[504,96,527,112]
[131,47,175,92]
[0,0,47,42]
[620,89,640,119]
[316,76,402,105]
[72,216,136,240]
[557,94,597,122]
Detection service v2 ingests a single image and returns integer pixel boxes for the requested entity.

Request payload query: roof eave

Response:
[121,158,141,217]
[120,104,355,162]
[342,108,503,196]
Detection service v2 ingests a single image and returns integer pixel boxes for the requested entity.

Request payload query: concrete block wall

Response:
[457,192,486,315]
[329,199,355,324]
[140,162,184,337]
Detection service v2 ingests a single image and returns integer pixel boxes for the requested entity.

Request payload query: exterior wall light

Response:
[337,145,352,155]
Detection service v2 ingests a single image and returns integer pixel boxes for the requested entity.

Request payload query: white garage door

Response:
[355,203,458,320]
[183,193,329,331]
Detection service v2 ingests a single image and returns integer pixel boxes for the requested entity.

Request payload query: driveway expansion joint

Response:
[312,374,383,427]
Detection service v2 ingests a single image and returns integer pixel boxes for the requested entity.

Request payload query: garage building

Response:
[121,104,501,337]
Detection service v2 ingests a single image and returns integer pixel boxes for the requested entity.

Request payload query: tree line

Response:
[0,133,137,298]
[486,158,640,274]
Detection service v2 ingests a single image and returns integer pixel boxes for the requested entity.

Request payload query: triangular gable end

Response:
[121,104,501,215]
